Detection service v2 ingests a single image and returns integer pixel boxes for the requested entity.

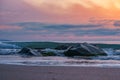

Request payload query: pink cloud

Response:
[0,25,22,30]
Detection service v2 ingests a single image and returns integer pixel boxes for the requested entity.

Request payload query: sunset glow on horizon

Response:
[0,0,120,43]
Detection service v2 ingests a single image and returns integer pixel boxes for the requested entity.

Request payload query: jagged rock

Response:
[18,47,42,56]
[64,43,107,57]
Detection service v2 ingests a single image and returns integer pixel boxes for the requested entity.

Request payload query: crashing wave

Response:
[0,42,20,55]
[0,42,20,49]
[103,48,120,55]
[0,49,20,55]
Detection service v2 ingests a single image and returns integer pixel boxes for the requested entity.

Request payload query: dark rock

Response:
[64,42,107,57]
[18,47,42,56]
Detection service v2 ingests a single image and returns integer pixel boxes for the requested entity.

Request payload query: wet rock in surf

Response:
[18,47,42,56]
[64,42,107,57]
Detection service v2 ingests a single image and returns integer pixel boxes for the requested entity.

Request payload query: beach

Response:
[0,64,120,80]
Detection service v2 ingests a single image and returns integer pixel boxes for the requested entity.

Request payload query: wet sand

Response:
[0,64,120,80]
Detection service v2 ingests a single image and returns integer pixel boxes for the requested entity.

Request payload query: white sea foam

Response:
[0,42,20,49]
[0,55,120,68]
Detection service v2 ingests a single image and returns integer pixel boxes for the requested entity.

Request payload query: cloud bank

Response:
[0,0,120,43]
[0,21,120,41]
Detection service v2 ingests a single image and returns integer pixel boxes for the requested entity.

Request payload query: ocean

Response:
[0,41,120,68]
[0,55,120,68]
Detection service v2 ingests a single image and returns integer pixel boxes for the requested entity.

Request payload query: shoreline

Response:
[0,55,120,68]
[0,64,120,80]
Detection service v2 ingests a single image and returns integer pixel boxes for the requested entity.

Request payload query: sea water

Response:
[0,42,120,68]
[0,55,120,68]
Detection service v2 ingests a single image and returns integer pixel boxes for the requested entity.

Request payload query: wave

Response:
[0,42,20,55]
[0,56,120,68]
[0,41,120,60]
[0,42,20,49]
[0,48,120,60]
[103,48,120,55]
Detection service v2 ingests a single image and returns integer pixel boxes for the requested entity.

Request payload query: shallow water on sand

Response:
[0,55,120,68]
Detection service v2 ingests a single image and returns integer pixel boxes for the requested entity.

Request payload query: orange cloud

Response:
[23,0,120,24]
[24,0,120,9]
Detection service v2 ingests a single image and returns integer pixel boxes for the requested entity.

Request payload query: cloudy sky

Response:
[0,0,120,43]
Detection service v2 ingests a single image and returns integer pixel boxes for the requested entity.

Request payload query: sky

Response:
[0,0,120,43]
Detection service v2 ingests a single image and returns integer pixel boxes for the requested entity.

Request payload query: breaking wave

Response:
[0,42,120,67]
[0,42,20,49]
[0,42,20,55]
[0,56,120,68]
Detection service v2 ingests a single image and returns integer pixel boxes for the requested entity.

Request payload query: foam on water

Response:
[0,42,120,68]
[0,42,20,49]
[0,42,20,55]
[0,55,120,68]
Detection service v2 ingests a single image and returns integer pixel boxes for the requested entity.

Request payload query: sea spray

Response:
[0,42,20,55]
[103,48,116,56]
[103,48,120,55]
[0,42,20,49]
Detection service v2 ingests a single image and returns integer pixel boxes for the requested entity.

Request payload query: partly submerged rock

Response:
[64,43,107,57]
[18,47,42,56]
